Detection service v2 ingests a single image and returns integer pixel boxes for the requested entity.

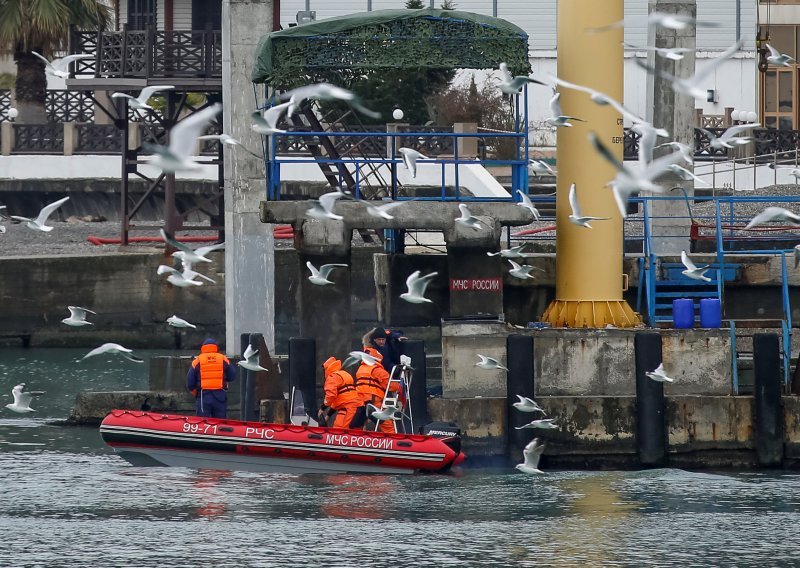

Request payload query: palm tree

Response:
[0,0,110,123]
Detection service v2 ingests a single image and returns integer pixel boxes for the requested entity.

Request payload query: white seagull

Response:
[590,12,719,33]
[631,121,670,165]
[306,191,345,221]
[81,343,143,363]
[455,204,483,231]
[251,101,293,135]
[475,354,509,371]
[400,270,438,304]
[497,62,546,95]
[656,141,694,164]
[6,383,45,414]
[549,75,646,125]
[111,85,175,112]
[344,350,380,368]
[398,147,429,179]
[568,184,607,228]
[306,261,348,286]
[512,395,546,415]
[794,244,800,269]
[166,315,196,329]
[508,259,541,280]
[668,164,710,186]
[31,51,92,79]
[197,133,261,158]
[766,43,795,67]
[10,196,70,232]
[623,43,695,61]
[487,244,531,259]
[645,363,675,383]
[239,344,268,372]
[370,404,403,422]
[144,103,222,172]
[546,91,585,128]
[160,230,225,265]
[681,251,712,282]
[745,207,800,230]
[157,263,215,288]
[283,83,380,119]
[528,159,556,177]
[700,123,760,150]
[364,200,403,220]
[515,438,546,475]
[516,418,559,430]
[635,40,743,101]
[516,190,541,222]
[62,306,95,327]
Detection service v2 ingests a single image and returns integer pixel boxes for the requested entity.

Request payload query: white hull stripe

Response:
[101,424,447,462]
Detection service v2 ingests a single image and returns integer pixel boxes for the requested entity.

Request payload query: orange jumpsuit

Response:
[355,348,400,433]
[323,357,361,429]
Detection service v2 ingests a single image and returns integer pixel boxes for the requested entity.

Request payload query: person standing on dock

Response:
[320,356,362,429]
[186,338,237,418]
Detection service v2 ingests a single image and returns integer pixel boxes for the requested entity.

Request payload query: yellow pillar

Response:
[541,0,641,328]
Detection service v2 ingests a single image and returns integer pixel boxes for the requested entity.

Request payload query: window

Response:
[128,0,157,31]
[760,25,797,129]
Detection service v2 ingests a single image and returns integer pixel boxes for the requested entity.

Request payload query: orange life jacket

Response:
[323,357,361,409]
[356,348,390,402]
[193,343,230,391]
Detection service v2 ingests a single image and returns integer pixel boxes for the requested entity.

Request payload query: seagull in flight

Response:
[745,207,800,230]
[516,418,559,430]
[635,40,743,101]
[10,196,70,232]
[370,404,403,422]
[81,343,143,363]
[546,91,585,128]
[157,262,215,287]
[516,190,541,222]
[306,190,346,221]
[167,315,196,329]
[160,230,224,265]
[623,43,695,61]
[6,383,45,414]
[111,85,175,112]
[589,12,720,33]
[398,147,429,179]
[512,395,546,415]
[364,200,403,220]
[766,44,795,67]
[507,259,541,280]
[251,101,292,135]
[568,184,607,228]
[646,363,675,383]
[631,121,670,165]
[487,244,532,259]
[528,159,555,177]
[197,133,261,159]
[31,51,92,79]
[497,62,546,95]
[344,350,380,369]
[681,251,712,282]
[306,261,348,286]
[283,83,381,119]
[455,204,483,231]
[656,141,694,164]
[400,271,438,304]
[515,438,546,475]
[62,306,96,327]
[144,103,222,172]
[239,344,268,372]
[700,124,760,150]
[549,75,646,125]
[475,354,508,371]
[668,164,710,186]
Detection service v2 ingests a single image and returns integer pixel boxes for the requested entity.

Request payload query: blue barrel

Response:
[672,298,694,329]
[699,298,722,328]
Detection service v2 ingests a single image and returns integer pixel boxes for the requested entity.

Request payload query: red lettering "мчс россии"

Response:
[449,278,502,292]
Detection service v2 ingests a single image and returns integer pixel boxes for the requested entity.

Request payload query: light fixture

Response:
[706,89,718,103]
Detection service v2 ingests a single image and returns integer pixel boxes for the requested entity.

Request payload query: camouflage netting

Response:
[251,9,531,87]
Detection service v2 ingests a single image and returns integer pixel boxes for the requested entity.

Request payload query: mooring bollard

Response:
[634,332,668,467]
[401,340,427,432]
[753,333,784,468]
[289,337,317,415]
[506,335,535,459]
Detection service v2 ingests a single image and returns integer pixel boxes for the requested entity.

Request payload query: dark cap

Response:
[372,327,387,339]
[203,338,218,346]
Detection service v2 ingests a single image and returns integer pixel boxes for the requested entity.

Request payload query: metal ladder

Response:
[372,363,415,434]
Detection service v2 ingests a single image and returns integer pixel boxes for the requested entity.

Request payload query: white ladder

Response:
[372,362,414,433]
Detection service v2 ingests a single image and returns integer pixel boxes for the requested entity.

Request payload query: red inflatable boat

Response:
[100,410,465,474]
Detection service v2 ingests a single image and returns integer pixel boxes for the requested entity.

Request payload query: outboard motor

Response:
[423,421,462,456]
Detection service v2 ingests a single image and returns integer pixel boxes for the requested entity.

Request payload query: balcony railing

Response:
[69,25,222,79]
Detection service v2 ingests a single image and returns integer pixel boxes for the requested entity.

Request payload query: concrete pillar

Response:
[128,122,140,150]
[454,122,478,158]
[63,122,77,156]
[0,121,12,155]
[222,0,275,356]
[646,0,697,255]
[94,91,114,125]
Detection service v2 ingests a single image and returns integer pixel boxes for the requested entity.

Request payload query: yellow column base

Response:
[541,300,642,328]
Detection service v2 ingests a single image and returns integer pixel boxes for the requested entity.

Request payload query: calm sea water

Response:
[2,349,800,567]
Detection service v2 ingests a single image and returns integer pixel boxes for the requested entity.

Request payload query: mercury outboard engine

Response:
[422,421,462,456]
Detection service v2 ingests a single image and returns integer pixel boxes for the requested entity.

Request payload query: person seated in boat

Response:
[320,356,362,429]
[367,327,407,373]
[186,338,236,419]
[355,346,400,433]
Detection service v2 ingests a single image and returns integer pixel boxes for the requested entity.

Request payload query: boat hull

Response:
[100,410,464,475]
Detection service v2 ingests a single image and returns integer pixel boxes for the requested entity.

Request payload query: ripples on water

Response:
[2,350,800,567]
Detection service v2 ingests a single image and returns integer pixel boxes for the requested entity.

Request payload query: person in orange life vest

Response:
[186,338,236,418]
[355,347,400,433]
[320,356,362,429]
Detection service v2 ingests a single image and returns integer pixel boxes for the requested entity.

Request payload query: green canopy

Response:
[251,8,531,86]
